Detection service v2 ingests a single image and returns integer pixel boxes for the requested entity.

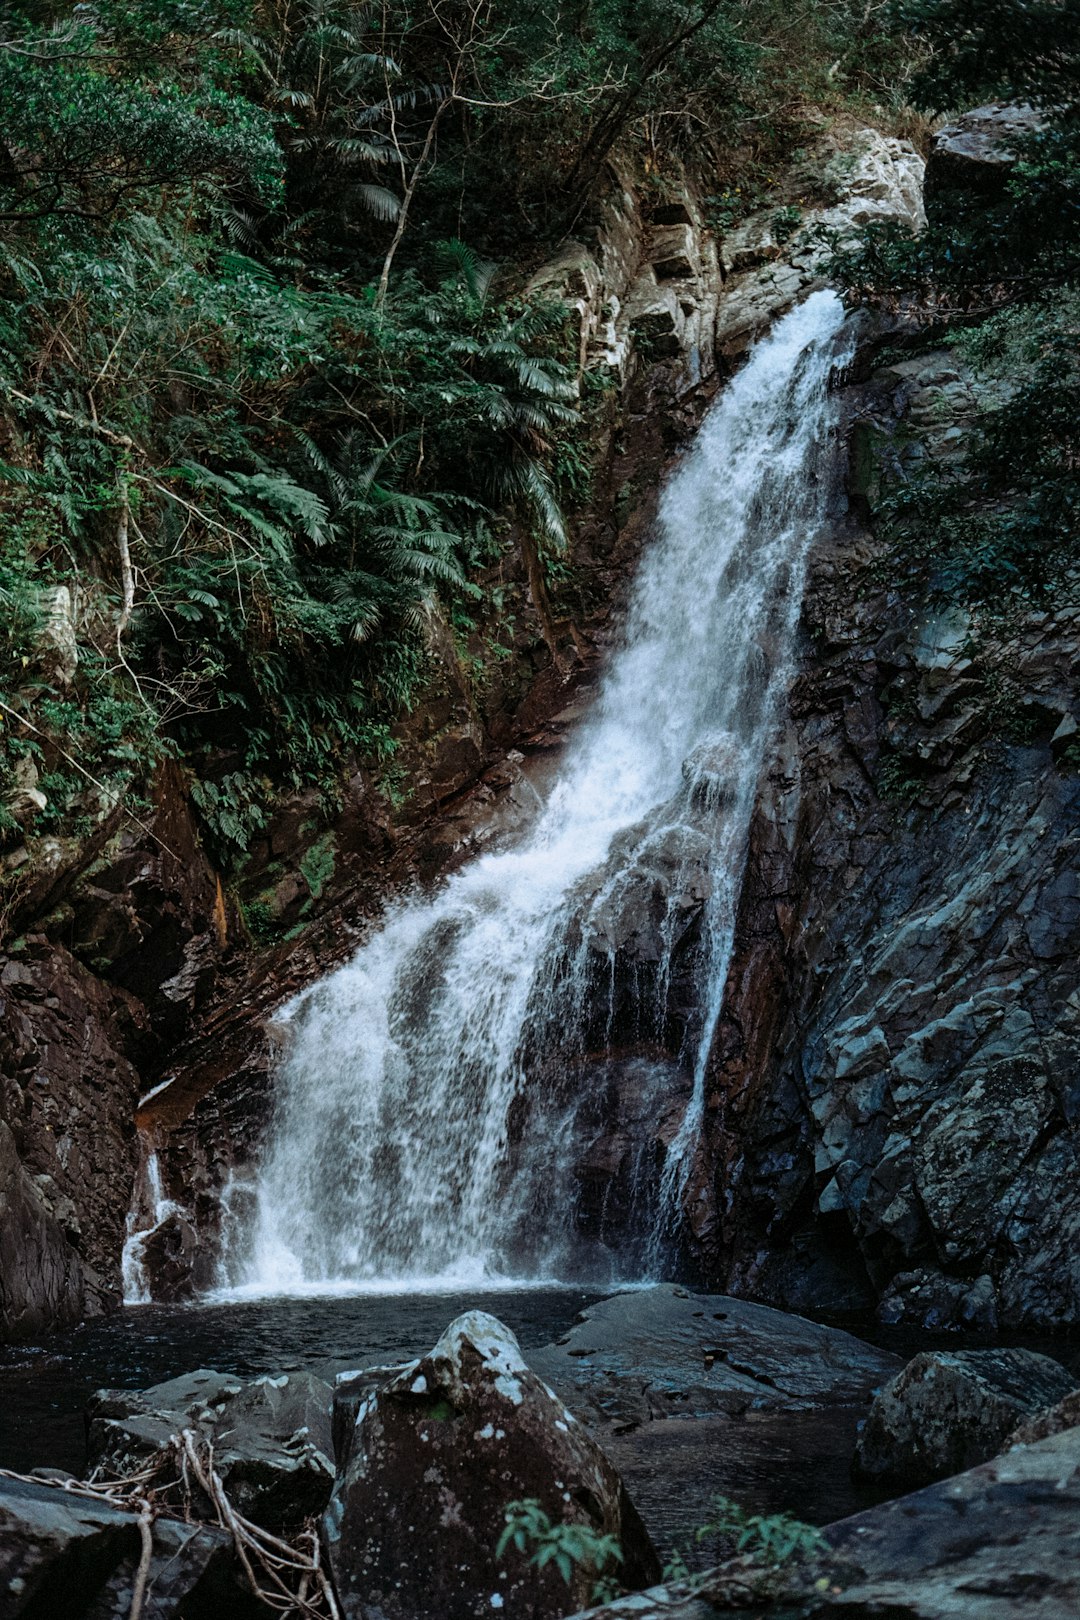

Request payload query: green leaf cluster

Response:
[830,0,1079,610]
[497,1497,624,1603]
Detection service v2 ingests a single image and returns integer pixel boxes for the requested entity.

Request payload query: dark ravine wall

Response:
[708,334,1080,1330]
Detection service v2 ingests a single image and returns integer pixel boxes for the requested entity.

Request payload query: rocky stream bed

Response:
[3,1285,1080,1619]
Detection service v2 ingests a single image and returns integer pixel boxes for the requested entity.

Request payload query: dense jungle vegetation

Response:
[0,0,1072,881]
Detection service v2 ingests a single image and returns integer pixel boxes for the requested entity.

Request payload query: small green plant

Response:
[497,1498,624,1603]
[876,753,923,806]
[665,1495,827,1579]
[190,772,270,862]
[771,205,803,244]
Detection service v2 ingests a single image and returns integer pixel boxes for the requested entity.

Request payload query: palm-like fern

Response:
[216,1,443,230]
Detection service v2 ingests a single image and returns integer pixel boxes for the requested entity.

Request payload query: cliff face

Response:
[710,338,1080,1330]
[0,124,930,1337]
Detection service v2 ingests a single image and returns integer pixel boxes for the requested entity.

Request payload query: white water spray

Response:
[230,290,853,1295]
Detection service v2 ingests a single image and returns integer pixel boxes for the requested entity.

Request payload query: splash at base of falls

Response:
[223,290,855,1296]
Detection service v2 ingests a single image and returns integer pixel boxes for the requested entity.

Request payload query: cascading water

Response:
[122,1139,182,1304]
[228,290,853,1295]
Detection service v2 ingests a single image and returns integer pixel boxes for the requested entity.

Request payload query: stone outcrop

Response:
[876,1268,998,1332]
[707,336,1080,1327]
[0,940,146,1331]
[324,1311,660,1619]
[854,1348,1076,1488]
[925,102,1043,203]
[532,126,922,396]
[529,1286,900,1432]
[0,1474,260,1620]
[0,1120,84,1341]
[86,1369,335,1531]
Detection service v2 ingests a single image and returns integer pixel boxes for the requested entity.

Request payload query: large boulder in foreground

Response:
[86,1367,334,1530]
[529,1285,902,1431]
[570,1425,1080,1619]
[0,1473,263,1619]
[324,1310,660,1620]
[854,1347,1075,1488]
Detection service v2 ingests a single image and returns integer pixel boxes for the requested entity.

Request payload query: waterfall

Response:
[228,290,853,1296]
[122,1140,181,1304]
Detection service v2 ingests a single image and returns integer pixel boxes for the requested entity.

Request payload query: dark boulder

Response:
[925,102,1043,205]
[86,1368,334,1531]
[854,1347,1076,1488]
[0,1473,262,1620]
[876,1268,997,1332]
[136,1210,214,1304]
[323,1310,661,1619]
[1008,1388,1080,1448]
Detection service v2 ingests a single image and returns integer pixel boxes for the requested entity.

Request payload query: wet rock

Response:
[876,1268,997,1332]
[323,1310,660,1620]
[680,737,743,808]
[568,1058,692,1270]
[0,1121,84,1342]
[86,1369,334,1531]
[854,1347,1076,1488]
[926,102,1043,203]
[1008,1388,1080,1447]
[0,1473,257,1620]
[136,1210,210,1304]
[717,338,1080,1326]
[0,941,145,1327]
[530,1285,901,1432]
[572,1426,1080,1619]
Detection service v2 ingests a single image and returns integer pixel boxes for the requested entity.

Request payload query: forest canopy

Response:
[0,0,1044,873]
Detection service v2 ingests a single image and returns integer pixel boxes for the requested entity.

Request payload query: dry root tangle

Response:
[0,1428,341,1620]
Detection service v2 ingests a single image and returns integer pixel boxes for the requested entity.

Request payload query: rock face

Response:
[86,1368,334,1531]
[877,1268,997,1332]
[530,1286,901,1431]
[854,1348,1077,1489]
[0,941,147,1332]
[925,102,1043,202]
[324,1311,660,1619]
[0,1120,84,1340]
[571,1425,1080,1619]
[709,338,1080,1328]
[0,1474,260,1620]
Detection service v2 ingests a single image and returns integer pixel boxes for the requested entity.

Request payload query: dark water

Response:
[0,1288,603,1477]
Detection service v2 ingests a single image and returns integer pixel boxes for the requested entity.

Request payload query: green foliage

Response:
[830,0,1080,611]
[0,14,281,222]
[0,0,922,860]
[298,831,335,902]
[876,752,923,806]
[497,1498,624,1604]
[665,1496,828,1578]
[190,771,269,859]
